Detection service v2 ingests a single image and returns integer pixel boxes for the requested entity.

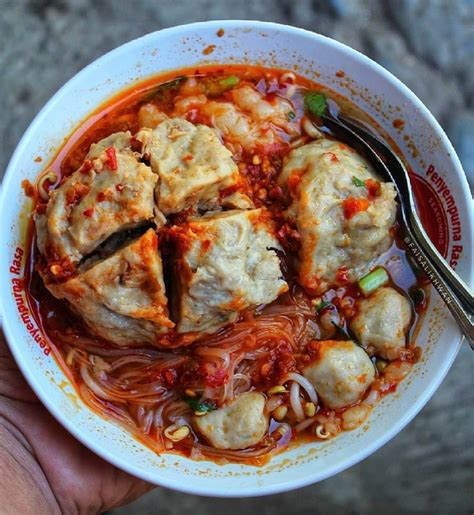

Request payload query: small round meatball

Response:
[303,340,375,409]
[350,287,412,360]
[192,392,268,450]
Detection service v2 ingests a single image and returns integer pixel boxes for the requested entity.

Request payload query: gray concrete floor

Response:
[1,1,473,513]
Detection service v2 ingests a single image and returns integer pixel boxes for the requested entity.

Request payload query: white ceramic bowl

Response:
[1,21,472,497]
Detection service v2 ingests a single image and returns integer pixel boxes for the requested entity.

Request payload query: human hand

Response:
[0,330,153,514]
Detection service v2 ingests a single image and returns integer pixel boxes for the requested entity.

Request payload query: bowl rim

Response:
[1,20,472,497]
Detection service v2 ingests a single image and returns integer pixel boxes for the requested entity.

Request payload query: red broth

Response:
[24,65,425,465]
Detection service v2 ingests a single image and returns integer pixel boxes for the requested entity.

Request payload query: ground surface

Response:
[1,1,473,514]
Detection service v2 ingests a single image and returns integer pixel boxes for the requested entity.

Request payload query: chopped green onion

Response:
[358,267,389,296]
[185,397,216,413]
[304,91,327,117]
[352,176,366,187]
[219,75,240,89]
[143,77,184,101]
[207,75,240,96]
[316,300,331,313]
[159,77,184,91]
[287,110,296,121]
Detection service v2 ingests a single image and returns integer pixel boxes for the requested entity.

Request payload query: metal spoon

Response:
[319,111,474,348]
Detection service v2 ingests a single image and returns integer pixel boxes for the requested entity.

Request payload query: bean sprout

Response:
[295,416,317,432]
[302,117,324,139]
[265,395,284,413]
[280,72,296,84]
[38,171,58,200]
[315,424,331,439]
[290,381,305,421]
[283,372,319,405]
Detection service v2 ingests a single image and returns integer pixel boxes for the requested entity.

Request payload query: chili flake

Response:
[105,147,118,170]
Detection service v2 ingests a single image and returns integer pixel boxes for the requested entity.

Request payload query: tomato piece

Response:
[336,266,350,283]
[365,179,381,199]
[342,197,369,219]
[80,159,93,174]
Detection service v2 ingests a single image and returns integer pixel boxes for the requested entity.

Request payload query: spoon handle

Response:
[403,225,474,349]
[338,115,474,312]
[408,208,474,311]
[320,113,473,346]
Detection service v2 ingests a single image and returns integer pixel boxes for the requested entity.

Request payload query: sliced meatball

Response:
[86,131,134,160]
[303,340,375,409]
[171,209,288,334]
[46,229,173,346]
[350,287,412,360]
[136,118,244,215]
[36,132,157,267]
[278,139,397,294]
[192,392,268,450]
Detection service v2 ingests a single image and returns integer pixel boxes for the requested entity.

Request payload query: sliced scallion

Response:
[352,176,366,187]
[315,300,331,313]
[358,267,389,296]
[304,91,327,117]
[185,397,216,413]
[218,75,240,89]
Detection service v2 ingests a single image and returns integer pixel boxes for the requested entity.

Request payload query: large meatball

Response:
[136,118,247,215]
[350,287,412,360]
[303,340,375,409]
[171,209,288,334]
[192,392,268,450]
[278,139,397,294]
[46,229,173,346]
[36,132,156,267]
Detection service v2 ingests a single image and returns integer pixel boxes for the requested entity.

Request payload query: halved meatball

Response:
[278,139,397,294]
[46,229,173,346]
[137,104,169,129]
[171,209,288,334]
[86,131,135,159]
[350,287,412,360]
[192,392,268,450]
[303,340,375,409]
[36,132,157,267]
[136,118,247,215]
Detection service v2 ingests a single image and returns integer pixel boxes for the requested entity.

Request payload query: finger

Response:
[107,477,156,511]
[0,330,37,402]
